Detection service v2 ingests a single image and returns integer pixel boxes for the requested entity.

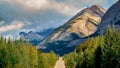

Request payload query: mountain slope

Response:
[41,5,105,42]
[97,1,120,34]
[37,4,106,55]
[64,1,120,67]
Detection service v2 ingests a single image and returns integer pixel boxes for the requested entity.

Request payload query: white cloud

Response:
[24,0,79,16]
[0,0,118,16]
[0,20,24,33]
[50,1,79,16]
[0,0,80,16]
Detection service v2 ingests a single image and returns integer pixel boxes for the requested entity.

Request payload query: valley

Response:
[0,0,120,68]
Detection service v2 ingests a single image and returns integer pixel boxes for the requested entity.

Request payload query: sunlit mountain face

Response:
[0,0,117,39]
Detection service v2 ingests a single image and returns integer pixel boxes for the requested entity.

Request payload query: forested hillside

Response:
[0,37,58,68]
[64,27,120,68]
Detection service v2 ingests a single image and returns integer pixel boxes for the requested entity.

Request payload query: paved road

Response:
[54,57,65,68]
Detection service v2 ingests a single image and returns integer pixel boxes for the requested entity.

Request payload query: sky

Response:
[0,0,118,39]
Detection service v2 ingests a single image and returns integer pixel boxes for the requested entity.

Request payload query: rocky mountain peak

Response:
[37,4,106,55]
[45,4,105,41]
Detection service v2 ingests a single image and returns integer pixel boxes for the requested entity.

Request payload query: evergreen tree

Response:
[64,27,120,68]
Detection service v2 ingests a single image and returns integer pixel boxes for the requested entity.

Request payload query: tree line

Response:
[0,37,58,68]
[64,28,120,68]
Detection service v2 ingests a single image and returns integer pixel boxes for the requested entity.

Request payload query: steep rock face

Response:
[40,5,105,43]
[37,5,106,55]
[97,1,120,34]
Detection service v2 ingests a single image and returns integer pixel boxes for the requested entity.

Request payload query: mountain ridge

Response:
[37,4,106,55]
[19,28,55,45]
[96,1,120,34]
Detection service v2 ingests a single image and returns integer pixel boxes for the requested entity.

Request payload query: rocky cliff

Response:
[37,4,106,55]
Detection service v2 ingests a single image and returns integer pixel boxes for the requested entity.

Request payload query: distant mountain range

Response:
[19,28,55,45]
[37,4,106,55]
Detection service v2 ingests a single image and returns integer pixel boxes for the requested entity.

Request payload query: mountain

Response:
[96,1,120,34]
[19,28,55,45]
[64,1,120,67]
[37,4,106,55]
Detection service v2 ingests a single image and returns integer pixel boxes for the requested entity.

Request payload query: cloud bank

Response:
[0,20,24,33]
[0,0,79,16]
[0,0,118,16]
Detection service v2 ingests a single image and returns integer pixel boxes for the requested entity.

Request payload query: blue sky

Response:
[0,0,118,39]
